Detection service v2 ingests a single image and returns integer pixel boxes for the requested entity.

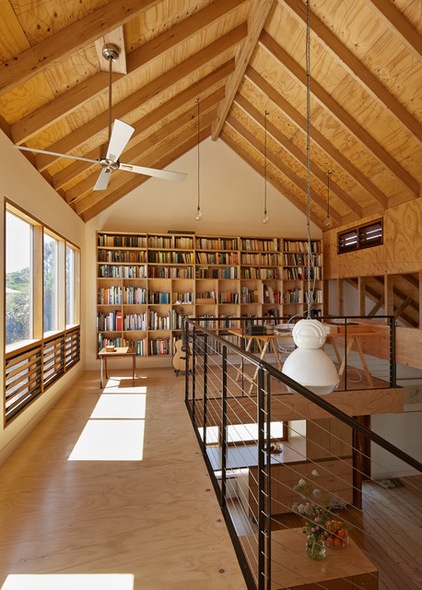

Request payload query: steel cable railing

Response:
[184,317,421,590]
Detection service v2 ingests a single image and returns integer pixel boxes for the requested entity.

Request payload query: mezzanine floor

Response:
[0,368,246,590]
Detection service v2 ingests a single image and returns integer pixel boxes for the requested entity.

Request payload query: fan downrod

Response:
[102,43,120,62]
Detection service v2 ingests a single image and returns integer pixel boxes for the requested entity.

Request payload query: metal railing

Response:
[184,317,421,590]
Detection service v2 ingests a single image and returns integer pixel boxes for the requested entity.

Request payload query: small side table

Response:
[98,347,136,388]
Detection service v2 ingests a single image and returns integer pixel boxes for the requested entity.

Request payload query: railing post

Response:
[257,367,270,590]
[221,344,228,509]
[390,316,396,387]
[202,332,208,452]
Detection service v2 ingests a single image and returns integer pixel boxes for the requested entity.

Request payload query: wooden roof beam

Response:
[34,24,246,171]
[80,117,213,221]
[52,62,232,190]
[211,0,275,140]
[65,92,222,203]
[226,114,341,223]
[246,66,389,212]
[0,0,162,97]
[11,0,246,144]
[235,93,362,220]
[284,0,422,143]
[260,30,419,199]
[362,0,422,60]
[221,130,321,226]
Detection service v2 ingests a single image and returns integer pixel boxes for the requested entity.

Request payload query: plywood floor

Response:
[0,369,247,590]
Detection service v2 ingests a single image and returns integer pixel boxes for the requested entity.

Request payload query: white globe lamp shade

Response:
[282,319,338,395]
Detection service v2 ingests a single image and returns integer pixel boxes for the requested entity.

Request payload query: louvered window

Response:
[359,220,383,248]
[338,219,382,254]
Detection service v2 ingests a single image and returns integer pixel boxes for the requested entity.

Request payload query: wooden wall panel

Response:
[323,198,422,279]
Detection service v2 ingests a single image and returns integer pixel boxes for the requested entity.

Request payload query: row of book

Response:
[196,237,237,251]
[98,249,147,263]
[219,292,239,304]
[283,252,322,266]
[240,238,278,252]
[148,251,194,263]
[195,252,239,265]
[196,267,238,279]
[240,268,282,280]
[148,291,171,304]
[98,286,123,305]
[148,266,194,278]
[241,286,259,304]
[98,265,147,278]
[195,291,216,301]
[262,285,282,304]
[284,240,320,253]
[149,338,171,356]
[240,253,280,266]
[283,288,303,304]
[283,267,322,280]
[172,292,194,303]
[125,286,147,304]
[97,235,147,248]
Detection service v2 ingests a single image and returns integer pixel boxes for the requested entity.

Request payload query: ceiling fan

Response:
[14,43,187,190]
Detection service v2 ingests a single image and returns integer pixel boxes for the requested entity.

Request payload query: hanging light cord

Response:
[196,98,201,217]
[305,0,313,319]
[264,110,268,217]
[327,169,332,218]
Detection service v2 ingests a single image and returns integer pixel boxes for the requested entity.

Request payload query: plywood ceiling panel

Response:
[0,0,420,223]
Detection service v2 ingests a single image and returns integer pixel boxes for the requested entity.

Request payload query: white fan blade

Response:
[106,119,135,162]
[14,145,99,164]
[94,168,112,191]
[119,162,187,182]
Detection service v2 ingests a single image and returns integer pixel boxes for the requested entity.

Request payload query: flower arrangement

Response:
[291,469,330,541]
[291,469,349,559]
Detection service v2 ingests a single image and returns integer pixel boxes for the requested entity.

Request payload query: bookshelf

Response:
[96,232,323,362]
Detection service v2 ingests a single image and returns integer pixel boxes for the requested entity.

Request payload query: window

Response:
[66,244,80,327]
[44,231,61,334]
[358,220,383,248]
[5,210,34,346]
[4,202,81,423]
[338,219,382,254]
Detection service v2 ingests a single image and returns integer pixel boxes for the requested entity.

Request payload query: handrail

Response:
[184,316,421,590]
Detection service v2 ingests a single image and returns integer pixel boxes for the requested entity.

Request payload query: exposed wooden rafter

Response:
[0,0,419,225]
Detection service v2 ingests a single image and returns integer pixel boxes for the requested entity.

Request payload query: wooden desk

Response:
[98,346,136,388]
[242,527,378,589]
[228,328,289,392]
[327,324,379,387]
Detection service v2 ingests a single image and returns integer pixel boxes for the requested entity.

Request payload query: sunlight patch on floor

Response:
[68,419,145,460]
[1,574,134,589]
[68,377,147,461]
[91,394,146,419]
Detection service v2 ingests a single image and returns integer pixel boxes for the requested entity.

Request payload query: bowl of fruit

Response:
[326,520,349,549]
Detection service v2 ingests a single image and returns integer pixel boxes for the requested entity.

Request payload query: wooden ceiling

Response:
[0,0,420,224]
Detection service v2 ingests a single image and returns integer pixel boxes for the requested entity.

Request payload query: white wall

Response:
[0,130,86,464]
[85,137,319,369]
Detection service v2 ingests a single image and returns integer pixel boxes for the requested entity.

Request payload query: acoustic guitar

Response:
[172,306,191,376]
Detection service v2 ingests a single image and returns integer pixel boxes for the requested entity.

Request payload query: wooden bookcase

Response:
[96,231,323,361]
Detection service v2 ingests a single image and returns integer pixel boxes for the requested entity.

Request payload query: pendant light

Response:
[323,169,334,229]
[282,0,338,395]
[194,98,203,221]
[262,110,270,224]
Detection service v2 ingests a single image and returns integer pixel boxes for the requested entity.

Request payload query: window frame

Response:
[4,201,81,425]
[338,219,383,254]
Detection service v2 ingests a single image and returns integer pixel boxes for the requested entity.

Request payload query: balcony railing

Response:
[184,317,422,590]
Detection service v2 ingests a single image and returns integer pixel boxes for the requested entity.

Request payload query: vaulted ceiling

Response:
[0,0,420,224]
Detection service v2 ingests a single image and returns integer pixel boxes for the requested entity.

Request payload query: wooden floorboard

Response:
[0,369,247,590]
